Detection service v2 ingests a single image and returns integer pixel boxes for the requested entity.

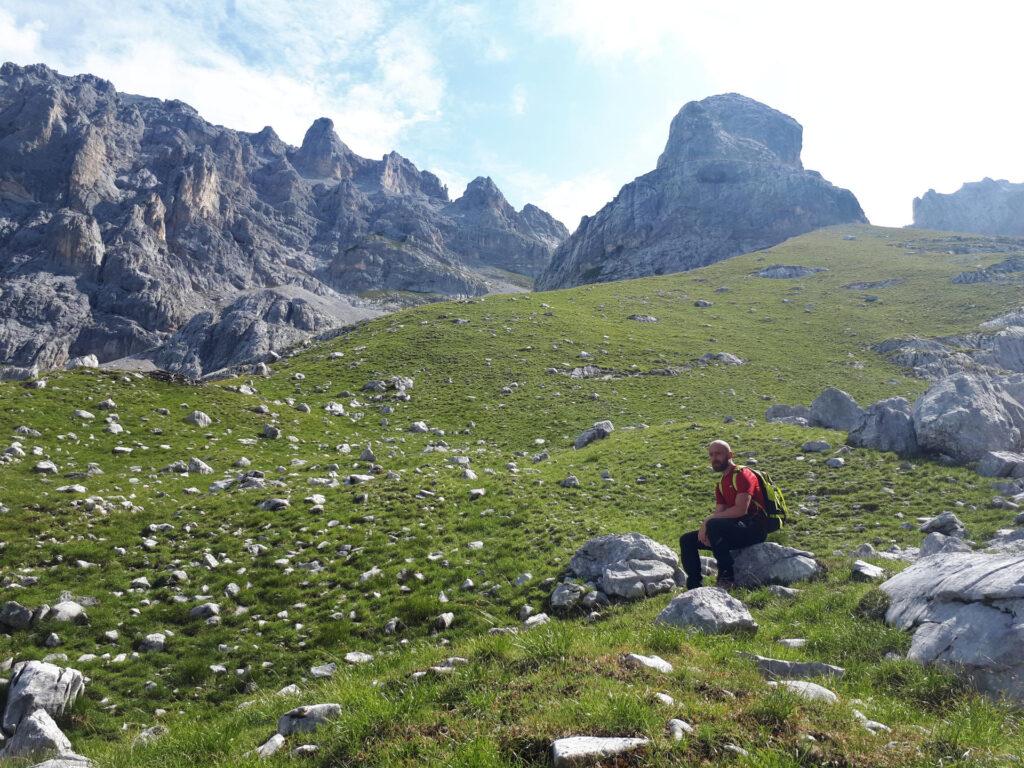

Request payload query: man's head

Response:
[707,439,734,473]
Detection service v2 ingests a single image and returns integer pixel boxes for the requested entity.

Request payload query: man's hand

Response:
[698,518,710,547]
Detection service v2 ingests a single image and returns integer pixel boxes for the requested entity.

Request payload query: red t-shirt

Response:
[715,466,766,512]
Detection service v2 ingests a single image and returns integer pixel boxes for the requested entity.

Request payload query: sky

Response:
[2,1,1022,233]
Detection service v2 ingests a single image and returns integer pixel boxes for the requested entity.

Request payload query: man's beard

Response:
[711,459,729,472]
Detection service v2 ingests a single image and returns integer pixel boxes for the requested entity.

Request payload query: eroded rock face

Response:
[536,93,865,289]
[913,178,1024,237]
[880,553,1024,704]
[0,63,566,377]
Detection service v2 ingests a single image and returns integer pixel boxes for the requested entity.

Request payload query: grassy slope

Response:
[1,224,1022,766]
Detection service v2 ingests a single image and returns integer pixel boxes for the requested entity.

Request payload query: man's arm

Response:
[712,492,751,519]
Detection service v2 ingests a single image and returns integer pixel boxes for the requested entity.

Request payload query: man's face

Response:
[708,444,731,472]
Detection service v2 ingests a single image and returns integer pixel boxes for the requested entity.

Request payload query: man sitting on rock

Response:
[680,439,779,590]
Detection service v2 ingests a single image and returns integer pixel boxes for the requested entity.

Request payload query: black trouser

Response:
[679,515,774,588]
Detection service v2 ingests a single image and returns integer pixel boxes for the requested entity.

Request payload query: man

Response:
[679,439,779,590]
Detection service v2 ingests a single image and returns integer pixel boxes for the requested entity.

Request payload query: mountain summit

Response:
[0,63,566,378]
[537,93,866,289]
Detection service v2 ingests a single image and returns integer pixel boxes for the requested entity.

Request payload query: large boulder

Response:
[879,553,1024,703]
[912,373,1024,463]
[977,450,1024,478]
[3,662,85,734]
[731,542,825,588]
[847,397,919,456]
[567,533,684,600]
[655,587,757,634]
[810,387,865,431]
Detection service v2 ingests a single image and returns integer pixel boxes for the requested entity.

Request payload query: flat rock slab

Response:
[655,587,757,634]
[743,653,845,679]
[623,653,673,674]
[277,703,342,736]
[550,736,649,766]
[769,680,839,704]
[732,542,825,588]
[880,552,1024,703]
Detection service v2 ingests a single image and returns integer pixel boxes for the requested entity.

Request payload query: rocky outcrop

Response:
[564,533,685,601]
[0,63,566,377]
[880,553,1024,704]
[536,93,865,289]
[147,286,377,378]
[912,178,1024,237]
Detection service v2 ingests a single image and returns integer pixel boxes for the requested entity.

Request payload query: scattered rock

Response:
[573,420,614,450]
[550,736,649,767]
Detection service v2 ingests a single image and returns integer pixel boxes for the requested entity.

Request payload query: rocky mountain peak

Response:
[538,93,864,289]
[289,116,355,179]
[451,176,515,219]
[657,93,803,170]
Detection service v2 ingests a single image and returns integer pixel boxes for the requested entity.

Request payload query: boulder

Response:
[731,542,825,588]
[574,420,614,449]
[3,662,85,733]
[549,582,586,613]
[810,387,865,430]
[847,397,919,456]
[852,560,886,581]
[912,373,1024,463]
[655,587,757,634]
[550,736,649,767]
[880,552,1024,703]
[567,533,684,599]
[277,703,342,736]
[920,511,966,537]
[977,450,1024,478]
[2,708,73,759]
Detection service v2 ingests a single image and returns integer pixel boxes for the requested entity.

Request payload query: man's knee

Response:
[680,530,699,549]
[704,517,730,540]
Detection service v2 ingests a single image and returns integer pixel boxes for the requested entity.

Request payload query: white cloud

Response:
[0,1,445,155]
[0,10,43,62]
[510,83,527,115]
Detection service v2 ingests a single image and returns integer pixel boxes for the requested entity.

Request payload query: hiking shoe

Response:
[685,581,703,591]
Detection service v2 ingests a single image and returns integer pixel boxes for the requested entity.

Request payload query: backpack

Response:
[727,467,789,528]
